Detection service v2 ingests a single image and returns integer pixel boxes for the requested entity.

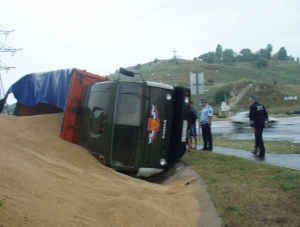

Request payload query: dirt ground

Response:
[0,113,201,227]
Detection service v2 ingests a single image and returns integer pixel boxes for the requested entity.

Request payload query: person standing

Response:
[249,94,269,158]
[199,98,213,151]
[189,101,198,149]
[185,125,192,154]
[185,104,195,154]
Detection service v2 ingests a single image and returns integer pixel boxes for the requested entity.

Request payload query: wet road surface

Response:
[210,116,300,143]
[207,116,300,171]
[212,146,300,171]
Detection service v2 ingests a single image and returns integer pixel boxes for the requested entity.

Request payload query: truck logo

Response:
[162,119,167,139]
[148,105,160,144]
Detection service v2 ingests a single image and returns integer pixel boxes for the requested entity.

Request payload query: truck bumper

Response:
[137,168,164,177]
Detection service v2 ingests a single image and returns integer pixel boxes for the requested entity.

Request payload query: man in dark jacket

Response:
[189,101,198,149]
[249,94,269,158]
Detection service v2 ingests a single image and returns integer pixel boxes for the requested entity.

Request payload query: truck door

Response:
[111,83,143,168]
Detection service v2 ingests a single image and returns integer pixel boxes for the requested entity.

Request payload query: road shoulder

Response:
[161,163,222,227]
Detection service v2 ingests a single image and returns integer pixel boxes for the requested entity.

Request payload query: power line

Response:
[0,61,15,71]
[0,29,14,36]
[0,43,21,53]
[17,0,183,66]
[10,0,91,48]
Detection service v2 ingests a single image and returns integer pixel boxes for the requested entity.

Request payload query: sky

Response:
[1,0,300,104]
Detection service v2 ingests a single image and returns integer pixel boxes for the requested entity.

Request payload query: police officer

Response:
[249,94,269,158]
[199,98,213,151]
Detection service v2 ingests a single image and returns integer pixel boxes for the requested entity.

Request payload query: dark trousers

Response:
[202,124,213,149]
[254,123,265,156]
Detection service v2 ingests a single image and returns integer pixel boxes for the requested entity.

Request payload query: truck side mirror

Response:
[118,67,146,83]
[119,67,135,77]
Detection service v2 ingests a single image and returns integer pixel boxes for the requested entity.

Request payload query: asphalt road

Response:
[210,116,300,143]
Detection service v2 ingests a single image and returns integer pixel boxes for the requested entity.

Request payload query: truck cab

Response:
[78,68,190,177]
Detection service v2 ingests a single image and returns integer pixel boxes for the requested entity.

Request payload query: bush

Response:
[255,57,268,69]
[208,78,214,84]
[135,64,142,70]
[214,87,230,104]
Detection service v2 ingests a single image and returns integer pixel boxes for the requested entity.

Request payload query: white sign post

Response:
[189,72,204,95]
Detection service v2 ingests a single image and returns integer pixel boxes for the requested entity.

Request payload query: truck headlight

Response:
[184,96,189,104]
[160,158,167,166]
[166,93,172,100]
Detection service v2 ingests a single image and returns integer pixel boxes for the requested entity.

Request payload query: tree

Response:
[215,44,223,63]
[288,55,295,61]
[222,49,234,63]
[198,52,215,63]
[255,44,273,60]
[272,53,278,61]
[258,48,267,59]
[277,47,288,60]
[266,44,273,60]
[239,48,254,62]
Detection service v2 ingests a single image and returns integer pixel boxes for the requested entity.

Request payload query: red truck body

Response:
[11,68,109,144]
[60,69,109,144]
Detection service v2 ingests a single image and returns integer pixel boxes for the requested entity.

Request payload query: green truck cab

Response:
[78,68,190,177]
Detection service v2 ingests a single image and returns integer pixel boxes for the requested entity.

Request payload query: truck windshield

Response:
[111,84,143,167]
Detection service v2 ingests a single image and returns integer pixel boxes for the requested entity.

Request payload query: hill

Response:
[109,59,300,114]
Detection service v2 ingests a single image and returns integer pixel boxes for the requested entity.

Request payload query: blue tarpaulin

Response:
[6,69,74,110]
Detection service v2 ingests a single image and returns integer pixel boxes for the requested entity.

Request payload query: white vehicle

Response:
[229,111,279,129]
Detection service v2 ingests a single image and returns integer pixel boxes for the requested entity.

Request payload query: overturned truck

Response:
[2,68,190,177]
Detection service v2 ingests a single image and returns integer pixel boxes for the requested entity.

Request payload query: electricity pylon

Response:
[0,28,21,114]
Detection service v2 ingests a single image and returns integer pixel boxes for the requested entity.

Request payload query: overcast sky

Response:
[1,0,300,104]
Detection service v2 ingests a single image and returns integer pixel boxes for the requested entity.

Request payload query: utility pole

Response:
[0,28,21,114]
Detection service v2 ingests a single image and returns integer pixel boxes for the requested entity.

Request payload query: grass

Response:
[110,59,300,114]
[182,151,300,227]
[214,137,300,154]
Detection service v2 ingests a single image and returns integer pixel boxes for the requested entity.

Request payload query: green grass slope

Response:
[109,59,300,114]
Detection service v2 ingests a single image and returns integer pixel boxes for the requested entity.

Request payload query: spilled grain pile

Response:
[0,113,200,227]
